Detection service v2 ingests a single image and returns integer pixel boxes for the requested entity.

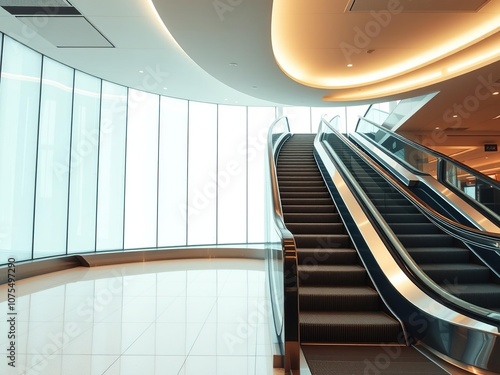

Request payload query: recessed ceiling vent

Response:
[1,0,113,48]
[347,0,490,13]
[0,0,78,15]
[0,0,72,5]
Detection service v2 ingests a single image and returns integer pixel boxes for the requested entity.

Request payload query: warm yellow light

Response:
[323,71,443,101]
[448,48,500,73]
[145,0,185,52]
[271,0,500,90]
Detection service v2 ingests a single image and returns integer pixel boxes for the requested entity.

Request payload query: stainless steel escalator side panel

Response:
[314,135,500,373]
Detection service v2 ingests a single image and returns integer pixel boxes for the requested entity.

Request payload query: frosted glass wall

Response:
[33,58,74,258]
[158,97,188,247]
[96,82,127,251]
[0,36,41,262]
[67,72,101,253]
[124,90,159,249]
[0,32,367,263]
[187,101,217,245]
[247,107,277,243]
[217,105,247,244]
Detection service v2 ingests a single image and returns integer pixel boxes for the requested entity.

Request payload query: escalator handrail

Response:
[354,132,500,229]
[356,116,500,190]
[319,116,500,324]
[267,116,294,240]
[266,116,299,372]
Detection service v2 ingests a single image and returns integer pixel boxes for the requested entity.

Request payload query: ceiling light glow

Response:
[448,48,500,73]
[272,0,500,96]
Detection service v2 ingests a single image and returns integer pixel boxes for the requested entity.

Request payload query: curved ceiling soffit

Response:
[271,0,500,102]
[150,0,338,107]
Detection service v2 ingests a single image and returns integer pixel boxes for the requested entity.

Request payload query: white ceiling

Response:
[0,0,499,174]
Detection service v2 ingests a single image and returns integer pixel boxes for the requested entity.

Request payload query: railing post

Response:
[283,238,300,373]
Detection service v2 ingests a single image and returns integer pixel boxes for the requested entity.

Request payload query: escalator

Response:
[275,134,451,374]
[327,132,500,312]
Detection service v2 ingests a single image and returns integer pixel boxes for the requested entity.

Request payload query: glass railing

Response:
[264,116,299,372]
[363,106,392,125]
[362,93,437,131]
[355,117,500,220]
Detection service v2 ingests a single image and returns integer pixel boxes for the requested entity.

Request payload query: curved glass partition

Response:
[355,117,500,221]
[0,32,281,264]
[265,116,299,371]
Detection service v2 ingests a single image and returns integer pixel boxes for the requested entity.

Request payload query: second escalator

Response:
[328,133,500,312]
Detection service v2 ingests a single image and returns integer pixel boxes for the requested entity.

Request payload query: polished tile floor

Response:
[0,258,284,375]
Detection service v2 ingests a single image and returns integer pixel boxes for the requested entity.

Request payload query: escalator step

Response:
[299,286,380,311]
[278,180,325,187]
[441,283,500,310]
[297,248,358,265]
[278,176,324,182]
[294,234,351,248]
[406,247,469,263]
[281,198,333,206]
[282,204,336,213]
[379,206,420,216]
[367,192,402,200]
[420,263,490,284]
[298,265,366,286]
[369,198,411,207]
[286,222,346,235]
[279,186,329,193]
[389,222,443,235]
[383,213,430,223]
[397,234,455,247]
[284,212,340,223]
[300,311,402,343]
[280,191,331,199]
